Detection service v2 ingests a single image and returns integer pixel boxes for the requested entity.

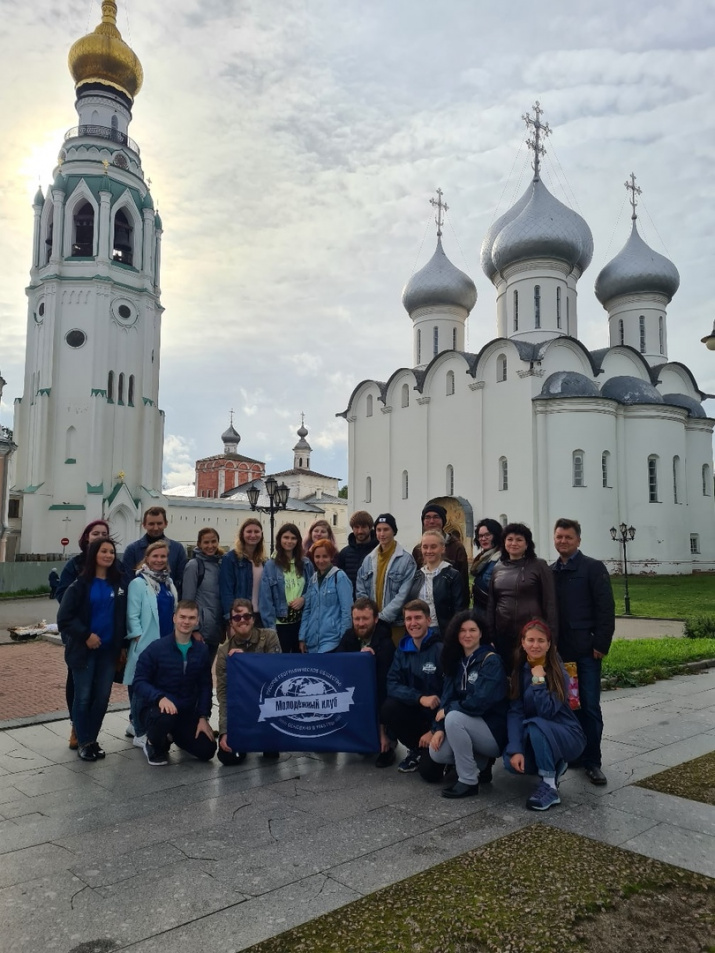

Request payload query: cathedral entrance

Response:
[428,495,474,559]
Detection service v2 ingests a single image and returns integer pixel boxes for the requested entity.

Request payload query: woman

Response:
[425,611,508,798]
[299,540,353,653]
[57,539,127,762]
[56,520,113,750]
[258,522,314,653]
[219,518,266,624]
[406,529,463,634]
[470,519,503,613]
[183,527,223,667]
[487,522,557,672]
[124,541,178,745]
[215,598,282,766]
[505,619,586,811]
[303,519,339,566]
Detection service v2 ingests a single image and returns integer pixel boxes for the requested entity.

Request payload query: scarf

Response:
[137,563,178,603]
[470,546,498,577]
[419,560,450,626]
[375,540,396,612]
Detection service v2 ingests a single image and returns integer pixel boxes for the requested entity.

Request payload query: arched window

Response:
[500,513,508,528]
[648,455,659,502]
[513,290,519,331]
[534,285,541,328]
[416,329,421,364]
[366,394,373,417]
[128,374,135,407]
[433,326,439,357]
[446,464,454,495]
[113,209,133,265]
[497,353,507,382]
[601,451,610,488]
[703,464,712,497]
[111,114,119,134]
[44,207,54,264]
[401,383,409,408]
[673,456,680,503]
[573,450,585,487]
[107,370,114,402]
[556,287,562,328]
[566,296,570,334]
[118,372,125,405]
[499,456,508,491]
[659,315,664,355]
[639,315,646,353]
[618,319,624,346]
[72,202,94,257]
[65,426,76,463]
[452,327,457,350]
[401,470,409,500]
[446,371,455,396]
[365,476,372,503]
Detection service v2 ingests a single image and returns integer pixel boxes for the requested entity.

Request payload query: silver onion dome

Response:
[480,186,531,280]
[600,376,664,405]
[402,238,477,315]
[594,222,680,306]
[491,179,593,276]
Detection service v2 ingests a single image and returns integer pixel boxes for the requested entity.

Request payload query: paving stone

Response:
[639,732,715,767]
[543,801,658,846]
[607,784,715,837]
[623,821,715,878]
[0,841,77,889]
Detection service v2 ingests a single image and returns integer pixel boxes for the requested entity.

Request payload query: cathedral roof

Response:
[68,0,143,101]
[600,375,664,405]
[402,238,477,314]
[661,393,707,418]
[536,371,600,399]
[594,221,680,305]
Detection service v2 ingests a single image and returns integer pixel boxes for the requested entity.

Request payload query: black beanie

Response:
[421,503,447,526]
[375,513,398,534]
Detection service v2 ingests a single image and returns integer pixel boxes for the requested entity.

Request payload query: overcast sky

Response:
[2,0,715,488]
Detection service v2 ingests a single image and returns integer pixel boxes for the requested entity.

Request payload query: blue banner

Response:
[226,652,380,753]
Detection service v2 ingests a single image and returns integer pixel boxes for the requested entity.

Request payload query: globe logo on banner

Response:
[258,667,355,739]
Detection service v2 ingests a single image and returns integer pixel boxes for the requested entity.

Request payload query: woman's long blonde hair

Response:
[234,518,266,566]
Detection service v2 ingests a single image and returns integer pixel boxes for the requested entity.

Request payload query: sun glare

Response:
[18,129,66,200]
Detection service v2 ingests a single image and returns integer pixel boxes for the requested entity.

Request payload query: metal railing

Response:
[64,125,140,155]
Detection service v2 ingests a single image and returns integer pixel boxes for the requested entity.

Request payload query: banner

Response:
[226,652,380,753]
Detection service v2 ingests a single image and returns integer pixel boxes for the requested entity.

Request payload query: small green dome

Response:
[53,171,67,192]
[154,210,163,229]
[33,186,45,206]
[142,190,155,210]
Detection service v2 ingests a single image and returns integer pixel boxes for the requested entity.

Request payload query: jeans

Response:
[144,706,217,761]
[572,655,603,768]
[429,711,501,785]
[128,684,146,737]
[71,646,116,747]
[503,723,561,779]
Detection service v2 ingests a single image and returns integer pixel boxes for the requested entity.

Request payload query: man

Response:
[337,597,396,767]
[381,599,443,773]
[356,514,415,635]
[337,511,376,596]
[411,503,469,605]
[132,600,217,766]
[122,506,187,593]
[551,518,615,786]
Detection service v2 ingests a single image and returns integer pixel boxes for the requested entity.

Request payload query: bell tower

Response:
[13,1,164,553]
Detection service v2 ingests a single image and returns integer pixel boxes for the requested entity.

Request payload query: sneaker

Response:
[526,780,561,811]
[144,742,168,766]
[397,749,421,773]
[132,734,147,749]
[375,749,396,769]
[125,722,135,738]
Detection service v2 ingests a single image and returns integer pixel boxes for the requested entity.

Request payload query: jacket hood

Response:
[399,627,440,653]
[348,531,377,548]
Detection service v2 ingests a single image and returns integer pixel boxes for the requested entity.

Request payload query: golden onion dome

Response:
[68,0,143,101]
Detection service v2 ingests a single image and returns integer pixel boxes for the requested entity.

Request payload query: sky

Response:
[2,0,715,489]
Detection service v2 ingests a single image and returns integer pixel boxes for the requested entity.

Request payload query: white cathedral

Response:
[11,1,164,554]
[341,109,715,573]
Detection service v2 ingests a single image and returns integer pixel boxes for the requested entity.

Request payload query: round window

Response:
[65,329,86,348]
[118,305,131,319]
[38,302,45,316]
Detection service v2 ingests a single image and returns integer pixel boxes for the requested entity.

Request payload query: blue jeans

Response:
[503,724,561,779]
[573,655,603,768]
[128,685,146,737]
[71,646,116,747]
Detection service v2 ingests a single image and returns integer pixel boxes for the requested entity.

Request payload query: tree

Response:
[338,484,348,499]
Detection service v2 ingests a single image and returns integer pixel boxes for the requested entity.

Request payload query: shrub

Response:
[684,615,715,640]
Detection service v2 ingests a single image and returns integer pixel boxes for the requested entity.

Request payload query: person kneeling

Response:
[132,600,217,766]
[425,611,508,798]
[503,619,585,811]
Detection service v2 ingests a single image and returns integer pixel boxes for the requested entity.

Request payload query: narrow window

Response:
[566,296,570,334]
[446,464,454,495]
[673,455,680,503]
[618,319,624,346]
[113,209,133,266]
[534,285,541,329]
[573,450,585,487]
[366,394,373,417]
[500,513,508,528]
[107,370,114,402]
[452,327,457,350]
[45,208,54,264]
[690,534,700,555]
[499,456,508,491]
[446,371,455,396]
[417,329,421,364]
[118,372,125,405]
[497,354,507,382]
[513,290,519,331]
[365,476,372,503]
[401,470,409,500]
[65,426,76,462]
[72,202,94,257]
[639,315,646,353]
[111,114,119,135]
[556,287,562,328]
[128,374,135,407]
[601,451,610,488]
[702,464,712,496]
[401,383,409,408]
[648,455,659,502]
[433,326,439,357]
[659,316,664,355]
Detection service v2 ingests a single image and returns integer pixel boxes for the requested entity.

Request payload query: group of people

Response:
[54,502,615,811]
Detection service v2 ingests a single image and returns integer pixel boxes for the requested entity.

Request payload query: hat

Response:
[421,503,447,526]
[375,513,398,534]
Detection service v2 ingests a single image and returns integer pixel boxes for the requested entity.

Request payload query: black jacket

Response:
[386,629,443,706]
[434,645,508,752]
[338,532,377,595]
[337,620,395,709]
[57,576,128,669]
[133,634,213,718]
[551,551,615,659]
[406,564,464,634]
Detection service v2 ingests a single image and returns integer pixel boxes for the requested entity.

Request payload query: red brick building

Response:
[195,422,265,499]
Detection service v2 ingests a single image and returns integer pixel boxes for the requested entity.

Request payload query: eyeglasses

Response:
[477,533,492,540]
[231,613,254,622]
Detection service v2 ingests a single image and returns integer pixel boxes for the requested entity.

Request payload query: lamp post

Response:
[245,475,290,553]
[610,522,636,615]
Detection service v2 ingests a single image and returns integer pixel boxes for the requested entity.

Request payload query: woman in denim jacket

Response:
[258,522,314,653]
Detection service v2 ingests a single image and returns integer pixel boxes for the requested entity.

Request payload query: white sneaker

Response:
[132,734,147,749]
[125,722,135,738]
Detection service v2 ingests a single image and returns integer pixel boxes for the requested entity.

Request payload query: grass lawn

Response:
[610,573,715,620]
[637,751,715,807]
[603,637,715,686]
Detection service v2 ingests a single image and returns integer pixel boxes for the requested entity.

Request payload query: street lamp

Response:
[701,320,715,351]
[245,476,290,552]
[610,522,636,615]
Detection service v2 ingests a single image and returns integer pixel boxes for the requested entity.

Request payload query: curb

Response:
[0,699,130,732]
[602,656,715,691]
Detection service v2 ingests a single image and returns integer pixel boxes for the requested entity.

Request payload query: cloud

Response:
[163,433,196,489]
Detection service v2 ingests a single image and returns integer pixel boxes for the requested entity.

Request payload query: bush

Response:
[684,615,715,639]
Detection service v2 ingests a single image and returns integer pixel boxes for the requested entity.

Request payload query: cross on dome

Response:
[429,188,449,238]
[625,172,642,221]
[523,101,551,182]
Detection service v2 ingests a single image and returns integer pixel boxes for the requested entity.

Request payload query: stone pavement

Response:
[0,669,713,953]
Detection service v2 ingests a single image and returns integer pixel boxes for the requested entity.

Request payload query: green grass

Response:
[637,751,715,806]
[610,574,715,620]
[0,586,49,600]
[603,637,715,687]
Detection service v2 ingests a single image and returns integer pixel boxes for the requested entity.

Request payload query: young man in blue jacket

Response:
[122,507,187,595]
[133,600,217,766]
[381,599,443,773]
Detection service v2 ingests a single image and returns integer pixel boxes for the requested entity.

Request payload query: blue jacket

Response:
[406,563,464,634]
[436,645,508,751]
[218,549,254,618]
[356,542,416,626]
[122,534,187,595]
[386,628,443,706]
[258,557,314,629]
[133,634,213,719]
[299,566,353,653]
[57,575,127,669]
[506,661,586,763]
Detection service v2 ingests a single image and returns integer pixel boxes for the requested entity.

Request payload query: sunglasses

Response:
[231,613,254,622]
